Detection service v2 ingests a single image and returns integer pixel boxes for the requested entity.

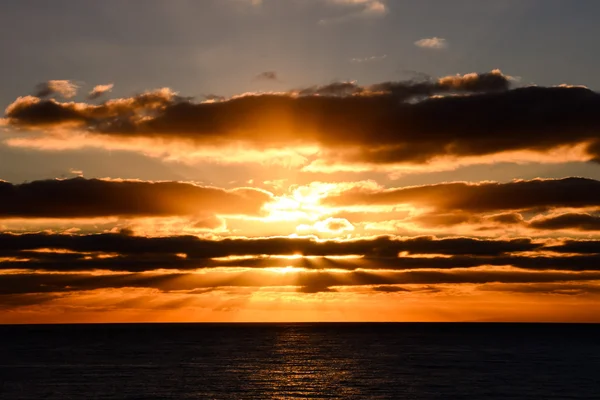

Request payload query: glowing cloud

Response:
[88,83,114,100]
[415,37,448,49]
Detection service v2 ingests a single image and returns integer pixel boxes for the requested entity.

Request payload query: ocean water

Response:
[0,323,599,399]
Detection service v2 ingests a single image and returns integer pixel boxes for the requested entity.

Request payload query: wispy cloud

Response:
[319,0,387,25]
[331,0,386,13]
[88,83,114,100]
[255,71,279,81]
[414,37,448,49]
[350,54,387,63]
[235,0,262,6]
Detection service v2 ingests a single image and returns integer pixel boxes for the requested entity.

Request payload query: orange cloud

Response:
[88,83,114,100]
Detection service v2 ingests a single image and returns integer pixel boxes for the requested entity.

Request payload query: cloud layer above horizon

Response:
[2,69,600,323]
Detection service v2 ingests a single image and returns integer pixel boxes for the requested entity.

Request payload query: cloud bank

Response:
[4,69,600,322]
[18,70,600,173]
[0,178,272,218]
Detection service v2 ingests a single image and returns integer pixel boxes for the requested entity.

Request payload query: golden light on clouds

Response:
[3,70,600,322]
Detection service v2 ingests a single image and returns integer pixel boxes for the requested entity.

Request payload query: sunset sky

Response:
[2,0,600,323]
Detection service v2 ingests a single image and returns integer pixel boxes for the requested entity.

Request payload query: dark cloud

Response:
[370,285,441,294]
[487,213,525,225]
[546,240,600,254]
[477,282,600,296]
[34,80,78,99]
[529,213,600,231]
[326,177,600,213]
[8,252,600,273]
[411,212,476,227]
[0,293,62,309]
[255,71,278,81]
[298,81,363,97]
[17,72,600,168]
[2,232,600,273]
[369,69,510,99]
[0,177,272,218]
[6,98,87,126]
[3,269,600,297]
[371,285,412,293]
[297,283,338,293]
[0,232,540,258]
[5,88,177,128]
[297,70,509,98]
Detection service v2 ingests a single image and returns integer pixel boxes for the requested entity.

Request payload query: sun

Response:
[264,184,333,222]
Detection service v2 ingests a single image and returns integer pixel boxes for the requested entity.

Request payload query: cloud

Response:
[4,231,600,273]
[202,94,227,102]
[0,293,62,308]
[487,213,525,225]
[0,233,541,259]
[318,217,355,232]
[231,0,262,7]
[477,282,600,296]
[15,71,591,172]
[3,227,600,311]
[435,70,511,92]
[6,87,176,127]
[414,37,448,49]
[255,71,278,81]
[529,213,600,231]
[371,285,412,293]
[319,0,386,24]
[350,55,387,63]
[315,177,600,233]
[2,268,600,297]
[297,217,355,235]
[69,168,84,176]
[8,74,600,174]
[330,0,386,13]
[547,240,600,254]
[294,69,509,100]
[5,67,600,323]
[34,80,79,99]
[325,177,600,214]
[297,81,362,96]
[0,177,272,218]
[88,84,114,100]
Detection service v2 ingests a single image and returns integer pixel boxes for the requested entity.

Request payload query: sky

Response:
[2,0,600,323]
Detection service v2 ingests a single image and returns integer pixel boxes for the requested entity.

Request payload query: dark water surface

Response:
[1,323,599,399]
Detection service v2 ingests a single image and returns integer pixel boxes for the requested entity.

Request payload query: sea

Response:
[0,323,599,399]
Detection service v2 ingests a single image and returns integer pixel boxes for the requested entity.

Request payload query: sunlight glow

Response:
[268,266,304,274]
